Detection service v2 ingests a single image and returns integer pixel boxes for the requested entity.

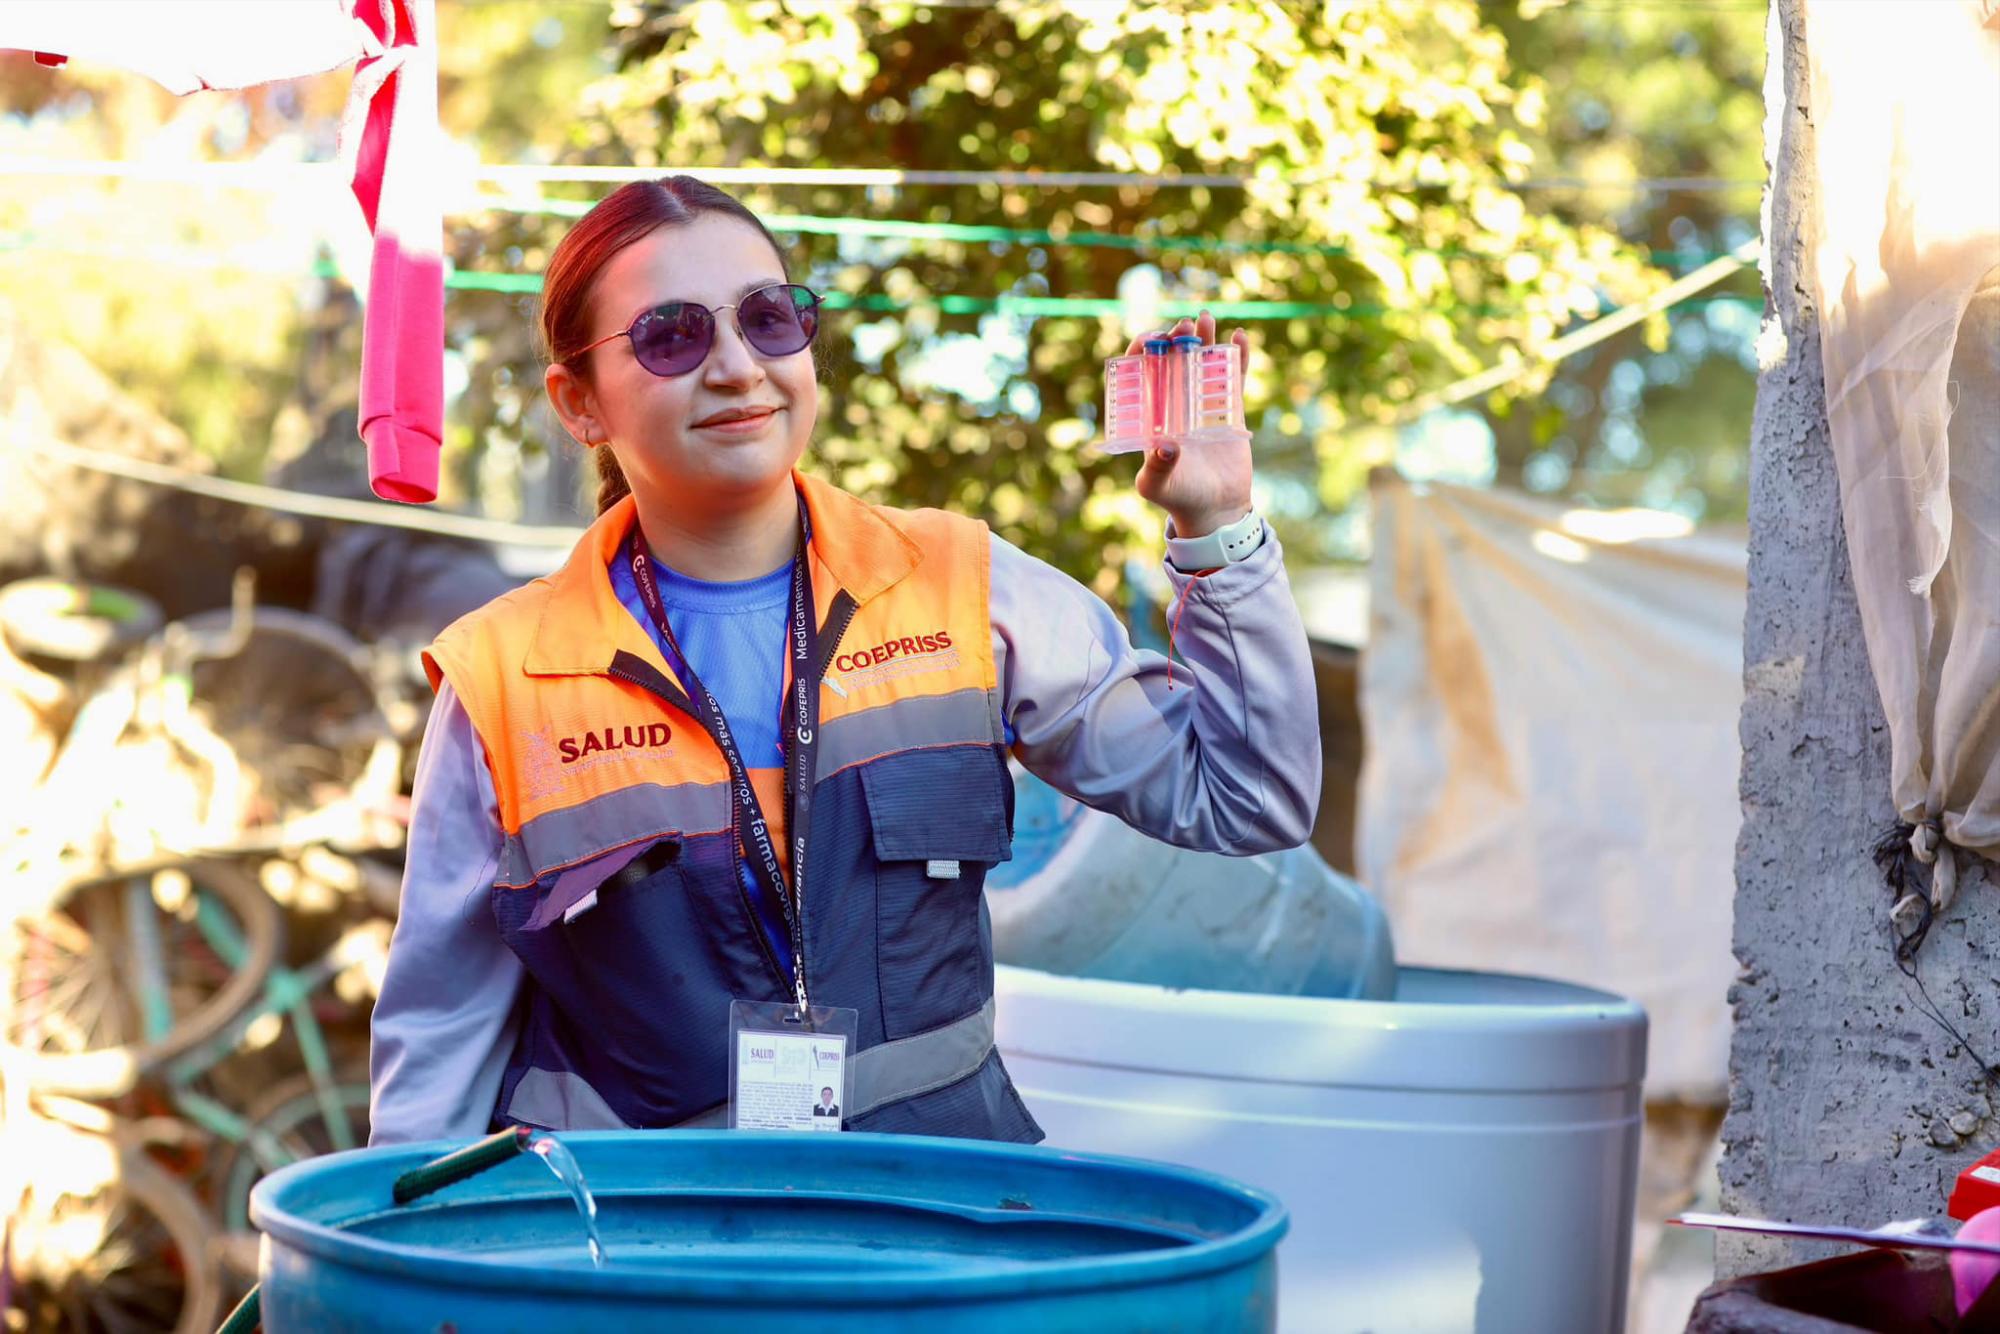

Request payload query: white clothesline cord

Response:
[0,155,1763,193]
[9,431,587,547]
[1394,237,1761,425]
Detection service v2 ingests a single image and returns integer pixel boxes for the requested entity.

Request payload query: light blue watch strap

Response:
[1166,509,1265,572]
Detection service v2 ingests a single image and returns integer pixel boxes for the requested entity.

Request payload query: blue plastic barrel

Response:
[250,1130,1286,1332]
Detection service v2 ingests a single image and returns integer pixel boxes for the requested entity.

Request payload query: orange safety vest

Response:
[424,473,1039,1139]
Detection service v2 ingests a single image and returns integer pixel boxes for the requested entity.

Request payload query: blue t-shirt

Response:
[610,549,797,978]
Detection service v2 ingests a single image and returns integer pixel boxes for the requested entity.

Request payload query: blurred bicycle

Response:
[0,574,409,1332]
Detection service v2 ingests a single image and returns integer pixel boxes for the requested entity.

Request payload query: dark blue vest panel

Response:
[489,740,1041,1144]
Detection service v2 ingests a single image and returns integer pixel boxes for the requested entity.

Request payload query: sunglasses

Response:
[575,283,821,378]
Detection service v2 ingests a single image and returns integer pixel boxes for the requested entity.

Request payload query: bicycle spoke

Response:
[79,1188,195,1334]
[72,970,126,1053]
[89,1260,187,1334]
[17,955,99,1020]
[20,908,93,955]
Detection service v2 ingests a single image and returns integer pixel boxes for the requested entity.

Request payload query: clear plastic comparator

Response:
[1099,334,1250,455]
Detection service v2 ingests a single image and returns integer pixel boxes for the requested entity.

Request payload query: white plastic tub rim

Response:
[994,963,1648,1094]
[993,963,1650,1332]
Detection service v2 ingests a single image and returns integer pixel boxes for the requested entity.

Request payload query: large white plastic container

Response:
[994,964,1647,1334]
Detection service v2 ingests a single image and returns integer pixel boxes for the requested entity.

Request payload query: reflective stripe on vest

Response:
[502,998,998,1131]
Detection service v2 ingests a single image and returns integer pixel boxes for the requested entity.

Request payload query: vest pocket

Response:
[861,747,1013,1040]
[545,839,695,1037]
[496,832,771,1113]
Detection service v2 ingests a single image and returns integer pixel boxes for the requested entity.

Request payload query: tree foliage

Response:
[1,0,1764,590]
[522,0,1662,585]
[1476,0,1764,522]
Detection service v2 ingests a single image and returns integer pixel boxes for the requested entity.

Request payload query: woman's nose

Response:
[701,309,765,386]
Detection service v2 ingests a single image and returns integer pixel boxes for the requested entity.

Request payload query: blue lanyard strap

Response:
[623,495,820,1011]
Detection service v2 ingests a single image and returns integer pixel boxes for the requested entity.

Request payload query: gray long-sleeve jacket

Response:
[368,524,1320,1145]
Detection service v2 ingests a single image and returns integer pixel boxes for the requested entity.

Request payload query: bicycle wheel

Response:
[177,608,394,832]
[0,579,162,665]
[12,1148,224,1334]
[213,1067,371,1236]
[3,860,281,1098]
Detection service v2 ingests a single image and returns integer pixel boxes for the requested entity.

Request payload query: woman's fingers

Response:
[1124,318,1188,356]
[1125,312,1243,358]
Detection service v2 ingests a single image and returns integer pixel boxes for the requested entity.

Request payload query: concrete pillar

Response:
[1719,0,1997,1277]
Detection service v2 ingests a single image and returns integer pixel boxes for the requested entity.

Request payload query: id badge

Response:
[728,999,859,1132]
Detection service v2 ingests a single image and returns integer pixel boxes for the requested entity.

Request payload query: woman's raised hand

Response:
[1125,309,1255,539]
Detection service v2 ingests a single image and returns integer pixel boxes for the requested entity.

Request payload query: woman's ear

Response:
[545,362,605,446]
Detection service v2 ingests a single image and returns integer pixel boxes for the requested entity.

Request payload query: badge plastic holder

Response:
[1097,337,1249,455]
[727,999,859,1132]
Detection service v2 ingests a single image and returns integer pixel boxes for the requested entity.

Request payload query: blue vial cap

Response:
[1169,335,1203,350]
[1143,338,1172,354]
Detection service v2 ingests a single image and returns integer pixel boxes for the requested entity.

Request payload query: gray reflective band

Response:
[816,688,1000,777]
[506,1067,635,1131]
[498,691,1002,886]
[499,779,729,888]
[846,997,996,1119]
[672,1000,999,1129]
[503,1002,996,1133]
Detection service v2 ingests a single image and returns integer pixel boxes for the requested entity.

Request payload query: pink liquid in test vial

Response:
[1100,354,1154,454]
[1183,343,1249,445]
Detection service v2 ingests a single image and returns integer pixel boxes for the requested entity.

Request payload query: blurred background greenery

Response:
[0,0,1764,596]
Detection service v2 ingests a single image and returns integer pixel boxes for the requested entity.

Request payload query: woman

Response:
[368,176,1320,1145]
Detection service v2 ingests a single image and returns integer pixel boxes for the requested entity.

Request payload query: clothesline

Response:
[481,196,1755,268]
[0,155,1765,194]
[0,230,1761,316]
[1391,238,1760,424]
[7,239,1761,545]
[11,432,588,547]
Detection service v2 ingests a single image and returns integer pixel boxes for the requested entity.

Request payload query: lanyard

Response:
[624,496,820,1013]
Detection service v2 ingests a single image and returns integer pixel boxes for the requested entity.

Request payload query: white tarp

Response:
[1357,473,1746,1097]
[1802,0,2000,909]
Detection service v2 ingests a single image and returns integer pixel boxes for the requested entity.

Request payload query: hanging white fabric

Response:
[0,1,377,93]
[1357,473,1747,1098]
[1802,0,2000,910]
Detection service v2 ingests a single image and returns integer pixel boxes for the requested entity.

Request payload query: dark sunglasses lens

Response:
[738,285,819,357]
[629,304,713,377]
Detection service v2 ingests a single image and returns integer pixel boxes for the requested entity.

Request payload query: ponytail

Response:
[594,448,631,515]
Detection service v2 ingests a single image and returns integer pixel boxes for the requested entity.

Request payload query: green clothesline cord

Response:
[0,235,1760,318]
[414,262,1759,315]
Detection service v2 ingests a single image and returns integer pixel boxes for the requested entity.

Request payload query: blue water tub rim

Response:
[250,1130,1289,1306]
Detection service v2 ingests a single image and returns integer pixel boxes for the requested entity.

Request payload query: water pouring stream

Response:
[529,1133,606,1269]
[218,1126,606,1333]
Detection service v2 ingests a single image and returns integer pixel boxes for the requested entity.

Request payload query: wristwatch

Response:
[1166,509,1265,573]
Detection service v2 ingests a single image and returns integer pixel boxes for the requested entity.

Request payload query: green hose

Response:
[217,1126,535,1331]
[215,1286,260,1334]
[392,1125,533,1205]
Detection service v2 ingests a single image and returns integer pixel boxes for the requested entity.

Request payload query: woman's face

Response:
[554,213,818,511]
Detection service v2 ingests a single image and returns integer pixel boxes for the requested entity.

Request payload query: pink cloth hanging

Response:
[347,0,443,503]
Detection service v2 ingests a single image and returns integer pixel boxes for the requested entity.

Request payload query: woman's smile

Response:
[696,406,781,436]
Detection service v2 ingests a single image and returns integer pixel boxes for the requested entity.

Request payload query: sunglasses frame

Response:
[573,282,821,378]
